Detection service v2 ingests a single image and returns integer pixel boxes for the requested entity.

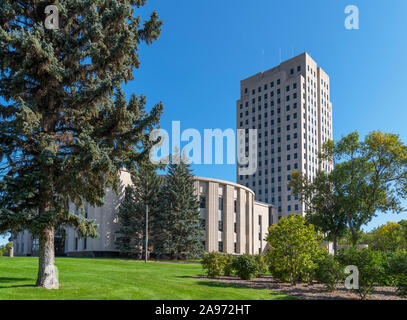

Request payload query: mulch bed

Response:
[195,275,407,300]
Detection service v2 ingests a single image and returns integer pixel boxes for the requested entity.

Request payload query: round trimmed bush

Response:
[254,254,268,277]
[222,254,236,276]
[201,252,225,278]
[233,254,258,280]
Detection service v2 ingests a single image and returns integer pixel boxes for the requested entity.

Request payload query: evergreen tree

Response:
[0,1,163,288]
[153,159,204,260]
[115,185,141,257]
[115,165,161,258]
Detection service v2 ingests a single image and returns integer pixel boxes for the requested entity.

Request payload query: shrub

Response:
[268,260,291,283]
[380,251,398,286]
[396,277,407,297]
[201,252,225,278]
[223,254,236,276]
[233,254,258,280]
[384,251,407,297]
[336,247,384,299]
[254,254,268,277]
[314,253,344,291]
[266,214,324,285]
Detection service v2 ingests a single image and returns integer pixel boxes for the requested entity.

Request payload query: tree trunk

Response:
[345,213,358,246]
[333,235,338,256]
[36,227,59,289]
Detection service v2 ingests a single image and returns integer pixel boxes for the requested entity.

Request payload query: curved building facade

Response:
[13,173,273,257]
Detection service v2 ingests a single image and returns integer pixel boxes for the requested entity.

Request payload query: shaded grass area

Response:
[0,257,294,300]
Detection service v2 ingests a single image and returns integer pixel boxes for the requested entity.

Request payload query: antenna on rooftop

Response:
[279,48,282,64]
[262,49,265,73]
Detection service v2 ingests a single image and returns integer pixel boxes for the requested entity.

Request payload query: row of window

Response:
[74,237,87,250]
[243,65,303,97]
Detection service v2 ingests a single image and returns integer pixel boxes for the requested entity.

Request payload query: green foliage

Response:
[115,186,140,257]
[115,166,161,258]
[232,254,258,280]
[321,131,407,246]
[395,277,407,297]
[254,254,268,277]
[366,221,407,252]
[266,214,326,285]
[292,131,407,250]
[0,242,13,256]
[383,251,407,297]
[222,254,236,276]
[268,260,290,283]
[336,247,384,299]
[201,252,226,278]
[0,0,163,285]
[338,229,367,246]
[314,253,344,291]
[152,160,204,260]
[289,170,348,255]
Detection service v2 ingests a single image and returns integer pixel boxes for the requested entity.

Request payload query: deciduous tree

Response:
[289,170,348,255]
[322,131,407,245]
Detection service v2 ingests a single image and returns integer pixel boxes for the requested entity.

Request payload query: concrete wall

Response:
[194,176,270,254]
[13,174,271,256]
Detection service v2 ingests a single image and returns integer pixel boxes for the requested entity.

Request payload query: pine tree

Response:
[0,1,163,288]
[115,165,161,258]
[153,159,204,260]
[115,185,141,257]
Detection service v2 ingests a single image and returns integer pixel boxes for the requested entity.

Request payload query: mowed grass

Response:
[0,257,294,300]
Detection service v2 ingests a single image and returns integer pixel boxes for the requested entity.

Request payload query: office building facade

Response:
[13,173,271,257]
[237,53,333,220]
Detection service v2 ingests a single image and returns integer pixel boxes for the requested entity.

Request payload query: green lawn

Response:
[0,257,294,300]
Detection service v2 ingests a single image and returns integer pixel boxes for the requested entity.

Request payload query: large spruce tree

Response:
[153,159,204,260]
[0,1,163,288]
[115,165,161,258]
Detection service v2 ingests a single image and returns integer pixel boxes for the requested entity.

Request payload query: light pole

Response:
[145,204,149,263]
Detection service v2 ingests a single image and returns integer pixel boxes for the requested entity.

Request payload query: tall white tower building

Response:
[237,52,333,222]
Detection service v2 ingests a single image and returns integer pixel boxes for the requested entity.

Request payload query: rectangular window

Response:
[218,210,224,232]
[218,197,223,211]
[200,195,206,209]
[218,220,223,232]
[218,241,224,253]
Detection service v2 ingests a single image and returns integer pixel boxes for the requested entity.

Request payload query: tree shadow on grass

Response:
[0,284,35,289]
[176,275,206,279]
[0,277,32,283]
[0,277,35,289]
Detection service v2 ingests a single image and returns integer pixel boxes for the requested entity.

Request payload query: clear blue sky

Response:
[1,0,407,245]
